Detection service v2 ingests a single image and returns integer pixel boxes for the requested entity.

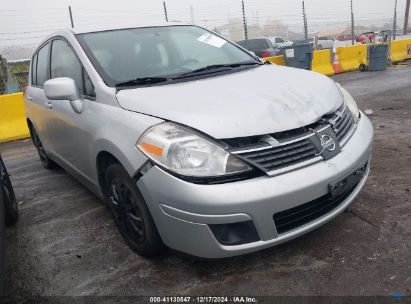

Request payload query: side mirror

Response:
[44,77,80,101]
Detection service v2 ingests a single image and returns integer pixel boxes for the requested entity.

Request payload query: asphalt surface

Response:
[1,66,411,297]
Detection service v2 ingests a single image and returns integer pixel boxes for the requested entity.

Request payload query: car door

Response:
[47,38,97,186]
[25,42,55,152]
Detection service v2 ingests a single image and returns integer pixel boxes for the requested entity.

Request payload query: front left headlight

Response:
[137,122,252,178]
[336,83,360,123]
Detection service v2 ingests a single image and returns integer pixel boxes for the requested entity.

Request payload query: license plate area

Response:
[329,162,368,198]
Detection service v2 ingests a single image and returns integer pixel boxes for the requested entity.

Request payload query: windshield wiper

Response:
[173,62,261,79]
[115,77,169,88]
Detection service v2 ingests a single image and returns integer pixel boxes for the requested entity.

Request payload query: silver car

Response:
[25,24,374,258]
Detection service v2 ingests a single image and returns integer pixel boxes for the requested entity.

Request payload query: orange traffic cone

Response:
[332,52,342,74]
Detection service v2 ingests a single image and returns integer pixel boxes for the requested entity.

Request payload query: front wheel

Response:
[104,164,165,257]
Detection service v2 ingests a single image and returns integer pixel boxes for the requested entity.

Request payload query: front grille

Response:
[235,139,317,172]
[273,180,359,234]
[229,104,355,175]
[332,105,355,142]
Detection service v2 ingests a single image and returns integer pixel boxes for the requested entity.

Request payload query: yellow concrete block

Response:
[336,45,367,72]
[0,93,30,143]
[391,39,411,62]
[311,49,334,76]
[263,55,285,66]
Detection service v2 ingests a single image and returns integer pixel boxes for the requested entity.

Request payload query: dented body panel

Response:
[116,65,343,139]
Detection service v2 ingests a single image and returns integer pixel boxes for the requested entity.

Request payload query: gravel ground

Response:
[1,65,410,297]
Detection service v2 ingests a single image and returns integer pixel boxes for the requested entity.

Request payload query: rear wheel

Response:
[104,164,165,257]
[31,126,56,169]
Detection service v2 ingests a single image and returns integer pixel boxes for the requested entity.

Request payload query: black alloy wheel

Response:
[105,164,165,257]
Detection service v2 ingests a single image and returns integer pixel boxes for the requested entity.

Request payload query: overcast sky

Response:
[0,0,408,47]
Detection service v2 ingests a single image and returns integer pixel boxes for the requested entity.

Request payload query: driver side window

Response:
[51,39,95,98]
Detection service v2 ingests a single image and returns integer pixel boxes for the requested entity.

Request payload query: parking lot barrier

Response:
[0,93,30,143]
[391,39,411,63]
[263,55,286,66]
[311,49,335,76]
[336,45,367,72]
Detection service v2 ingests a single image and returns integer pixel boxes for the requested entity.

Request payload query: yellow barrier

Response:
[391,39,411,63]
[336,45,367,72]
[0,93,30,143]
[311,49,334,76]
[263,55,285,66]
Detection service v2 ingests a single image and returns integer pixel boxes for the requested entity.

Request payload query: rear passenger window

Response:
[31,53,38,85]
[51,40,84,94]
[36,43,50,86]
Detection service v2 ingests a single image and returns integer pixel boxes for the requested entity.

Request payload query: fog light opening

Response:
[209,220,260,246]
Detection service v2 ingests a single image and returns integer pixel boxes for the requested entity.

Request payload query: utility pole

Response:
[393,0,398,40]
[302,1,308,43]
[163,1,168,22]
[404,0,410,35]
[68,6,74,28]
[350,0,355,45]
[190,5,195,24]
[242,0,248,41]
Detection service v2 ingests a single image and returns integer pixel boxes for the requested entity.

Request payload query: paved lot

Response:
[2,66,411,297]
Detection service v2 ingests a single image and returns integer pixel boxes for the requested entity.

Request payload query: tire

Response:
[0,159,18,225]
[359,64,367,72]
[30,126,56,169]
[317,44,323,50]
[104,163,165,257]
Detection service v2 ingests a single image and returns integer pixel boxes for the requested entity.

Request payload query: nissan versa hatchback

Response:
[25,24,374,258]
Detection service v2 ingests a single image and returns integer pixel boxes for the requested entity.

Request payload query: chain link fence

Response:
[1,1,410,95]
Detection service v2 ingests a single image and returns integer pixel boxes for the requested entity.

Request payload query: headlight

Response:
[137,122,252,177]
[336,83,360,123]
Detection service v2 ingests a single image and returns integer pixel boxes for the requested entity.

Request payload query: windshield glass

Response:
[77,25,257,86]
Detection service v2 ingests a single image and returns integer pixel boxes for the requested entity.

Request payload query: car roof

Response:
[70,21,191,34]
[35,22,193,49]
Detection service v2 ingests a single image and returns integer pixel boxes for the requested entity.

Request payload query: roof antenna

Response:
[69,6,74,28]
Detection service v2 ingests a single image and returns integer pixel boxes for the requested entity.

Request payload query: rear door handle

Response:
[45,101,52,109]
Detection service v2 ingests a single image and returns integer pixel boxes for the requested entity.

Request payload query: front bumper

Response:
[137,113,374,258]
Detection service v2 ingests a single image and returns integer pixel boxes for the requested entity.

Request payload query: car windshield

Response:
[77,25,257,86]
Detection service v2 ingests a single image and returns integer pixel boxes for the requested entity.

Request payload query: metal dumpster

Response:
[281,43,313,70]
[367,44,389,71]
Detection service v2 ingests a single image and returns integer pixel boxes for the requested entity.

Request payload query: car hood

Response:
[116,65,343,139]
